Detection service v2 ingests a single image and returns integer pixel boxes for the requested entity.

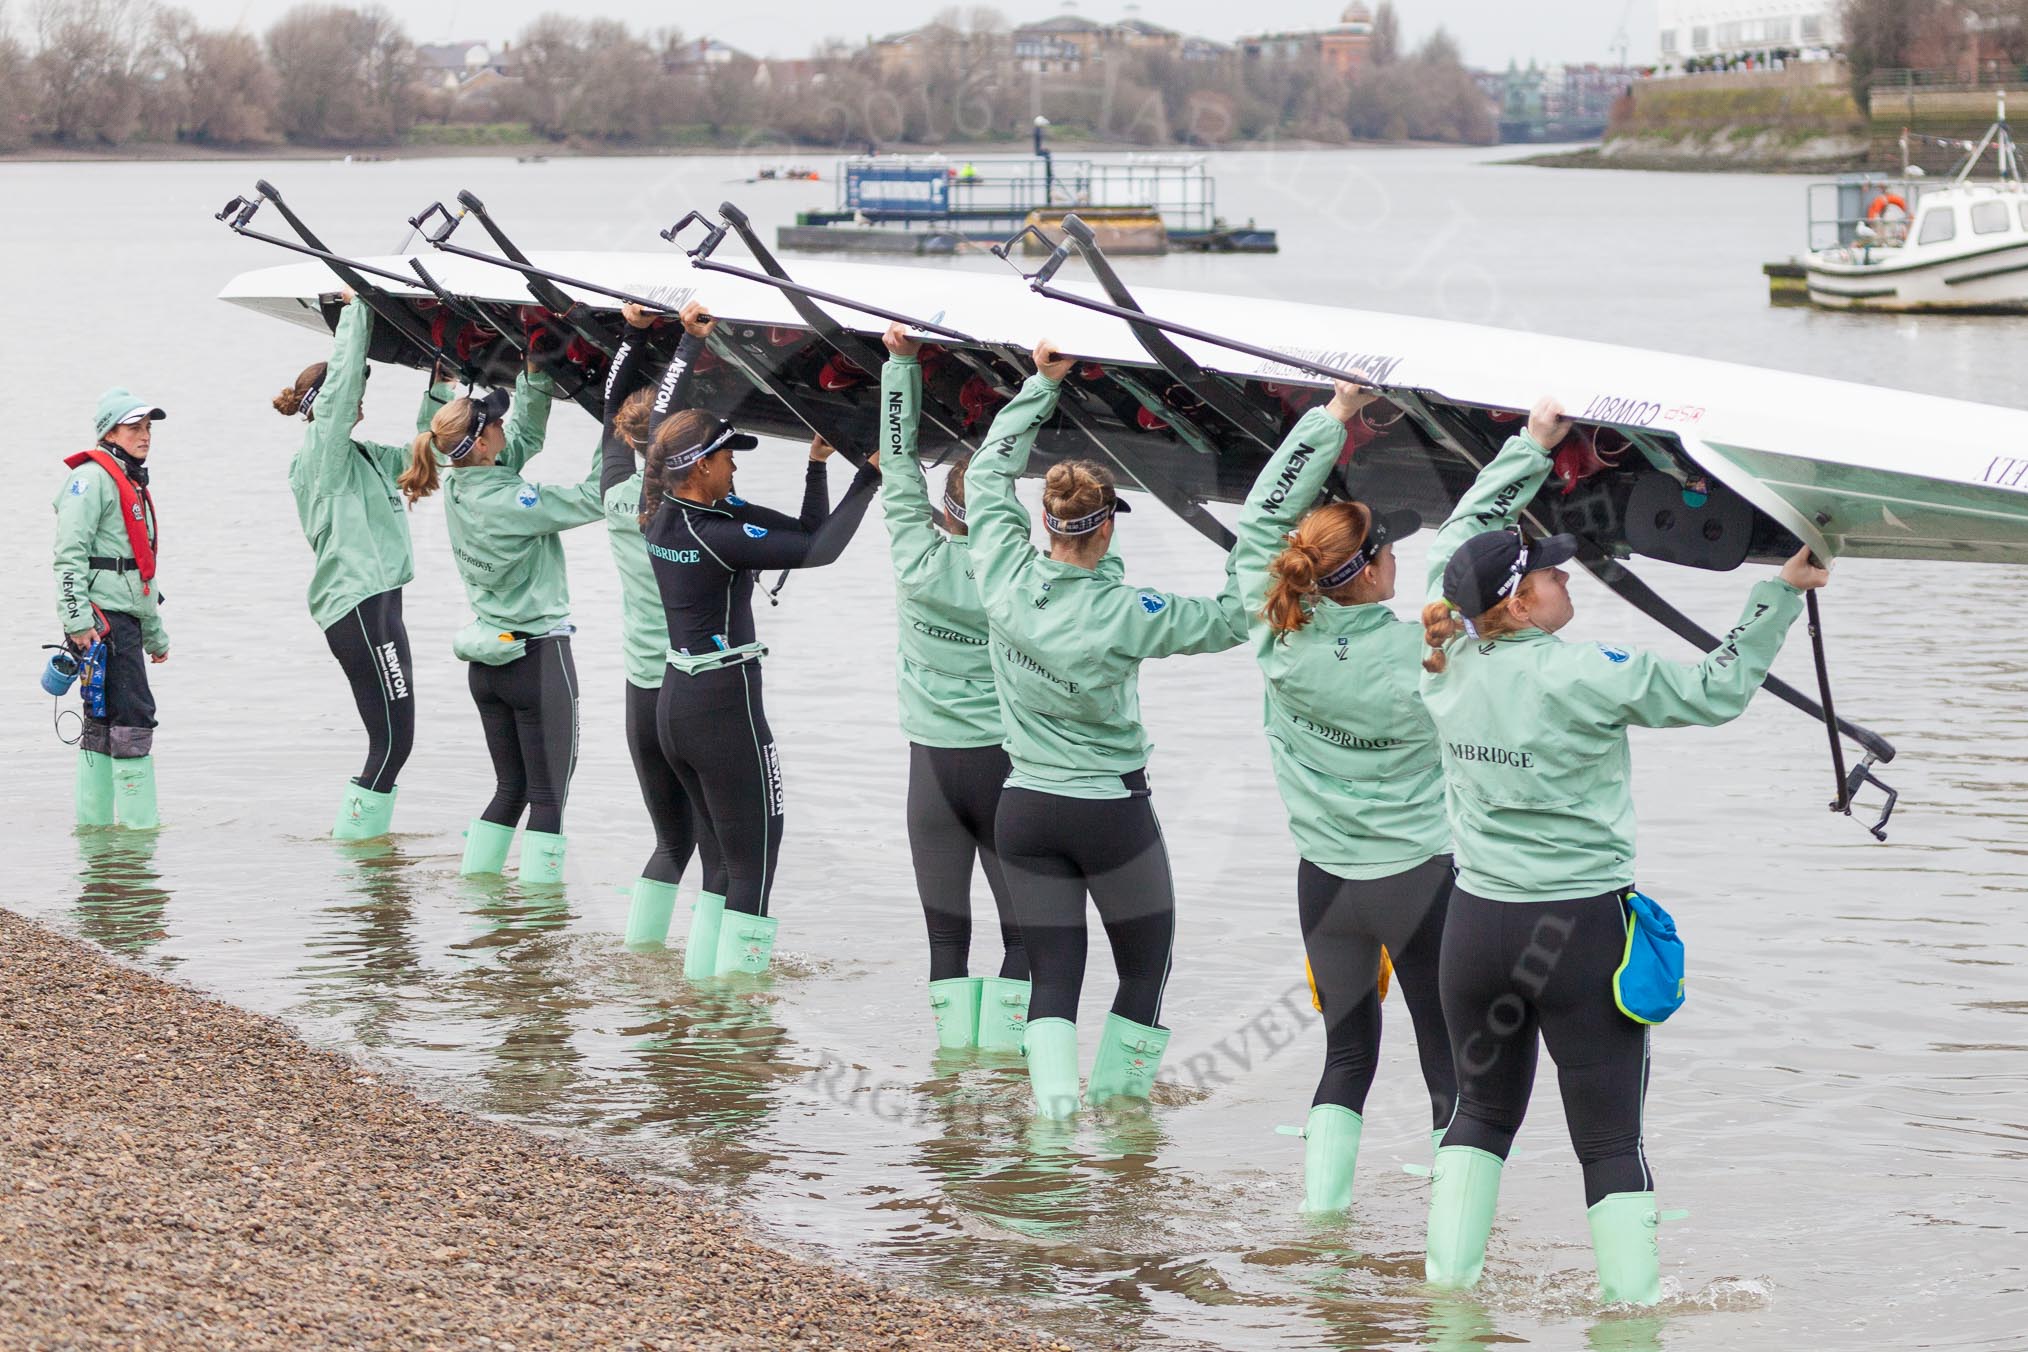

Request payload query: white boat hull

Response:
[1805,239,2028,312]
[217,249,2028,567]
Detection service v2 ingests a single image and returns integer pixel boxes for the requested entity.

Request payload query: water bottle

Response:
[41,648,81,697]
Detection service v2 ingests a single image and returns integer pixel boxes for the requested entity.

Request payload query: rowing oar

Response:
[407,200,687,317]
[1803,558,1896,840]
[993,220,1379,392]
[218,184,479,383]
[662,207,979,343]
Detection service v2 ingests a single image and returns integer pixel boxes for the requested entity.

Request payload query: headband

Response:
[666,421,740,472]
[298,381,322,420]
[943,492,967,526]
[1316,512,1401,591]
[1044,501,1115,536]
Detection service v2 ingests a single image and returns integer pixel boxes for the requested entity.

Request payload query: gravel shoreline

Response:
[0,909,1076,1352]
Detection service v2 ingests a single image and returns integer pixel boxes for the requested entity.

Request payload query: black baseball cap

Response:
[1442,527,1580,617]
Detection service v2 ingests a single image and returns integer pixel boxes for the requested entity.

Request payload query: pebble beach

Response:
[0,910,1080,1352]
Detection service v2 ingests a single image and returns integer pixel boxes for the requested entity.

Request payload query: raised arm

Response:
[497,362,557,474]
[1554,559,1821,730]
[601,303,666,495]
[1103,555,1247,661]
[698,461,881,571]
[1425,398,1569,605]
[1233,385,1370,618]
[647,301,716,445]
[877,332,945,591]
[966,346,1068,608]
[307,296,372,497]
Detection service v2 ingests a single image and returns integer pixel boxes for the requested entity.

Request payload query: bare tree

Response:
[32,0,158,143]
[160,8,279,144]
[1370,2,1401,67]
[266,4,416,144]
[0,5,34,150]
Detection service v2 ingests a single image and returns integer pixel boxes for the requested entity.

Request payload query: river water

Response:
[2,147,2023,1351]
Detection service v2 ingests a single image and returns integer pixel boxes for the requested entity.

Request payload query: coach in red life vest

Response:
[53,388,169,829]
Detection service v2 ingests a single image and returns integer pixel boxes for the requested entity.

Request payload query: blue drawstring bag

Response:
[1613,890,1685,1024]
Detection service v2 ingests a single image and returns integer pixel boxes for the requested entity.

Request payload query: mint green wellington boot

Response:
[1300,1104,1364,1213]
[1084,1012,1170,1107]
[518,830,567,884]
[459,818,515,875]
[624,878,679,948]
[1587,1192,1663,1306]
[682,892,726,979]
[1425,1146,1505,1289]
[976,977,1031,1051]
[929,977,983,1049]
[713,911,778,976]
[333,782,397,840]
[110,756,158,829]
[1022,1017,1081,1120]
[75,750,113,827]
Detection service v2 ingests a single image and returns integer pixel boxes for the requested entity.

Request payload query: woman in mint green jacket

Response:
[969,339,1248,1120]
[878,325,1029,1053]
[1415,397,1828,1306]
[399,362,599,884]
[1234,377,1453,1214]
[273,294,448,840]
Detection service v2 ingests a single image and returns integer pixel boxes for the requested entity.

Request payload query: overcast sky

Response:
[134,2,1661,69]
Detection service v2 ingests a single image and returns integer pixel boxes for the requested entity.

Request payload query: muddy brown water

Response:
[2,147,2023,1350]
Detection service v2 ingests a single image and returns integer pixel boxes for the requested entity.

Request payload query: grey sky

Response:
[110,2,1661,69]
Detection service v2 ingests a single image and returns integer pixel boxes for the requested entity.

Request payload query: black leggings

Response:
[656,663,782,918]
[468,636,579,835]
[625,679,727,892]
[995,779,1173,1027]
[1438,885,1652,1207]
[1298,855,1457,1126]
[907,742,1025,982]
[78,610,157,759]
[323,588,414,794]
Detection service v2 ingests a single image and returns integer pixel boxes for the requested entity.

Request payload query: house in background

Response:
[1241,3,1377,78]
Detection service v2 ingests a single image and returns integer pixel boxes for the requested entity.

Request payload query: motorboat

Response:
[1803,96,2028,312]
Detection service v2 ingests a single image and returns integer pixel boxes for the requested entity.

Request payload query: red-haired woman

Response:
[1233,377,1454,1214]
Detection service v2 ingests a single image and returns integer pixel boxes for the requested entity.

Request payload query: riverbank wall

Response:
[1587,64,1867,172]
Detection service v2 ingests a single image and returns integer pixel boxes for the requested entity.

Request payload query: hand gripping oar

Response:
[1048,214,1286,451]
[993,221,1378,391]
[663,203,988,459]
[1400,392,1899,837]
[217,184,479,383]
[452,190,619,358]
[407,200,687,316]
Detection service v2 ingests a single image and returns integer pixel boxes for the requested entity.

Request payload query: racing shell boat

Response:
[214,186,2028,837]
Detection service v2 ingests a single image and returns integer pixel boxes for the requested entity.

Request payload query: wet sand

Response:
[0,909,1076,1352]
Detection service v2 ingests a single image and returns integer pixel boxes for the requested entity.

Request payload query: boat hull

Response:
[1804,240,2028,313]
[217,250,2028,568]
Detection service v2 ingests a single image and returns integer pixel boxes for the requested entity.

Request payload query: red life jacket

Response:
[63,447,158,595]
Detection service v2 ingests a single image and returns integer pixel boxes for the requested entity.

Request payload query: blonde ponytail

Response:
[398,396,476,505]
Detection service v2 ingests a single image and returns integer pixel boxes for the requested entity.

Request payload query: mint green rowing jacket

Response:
[968,372,1248,799]
[1235,407,1448,879]
[879,354,1002,748]
[1419,431,1805,901]
[286,302,442,630]
[603,469,666,689]
[441,371,606,663]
